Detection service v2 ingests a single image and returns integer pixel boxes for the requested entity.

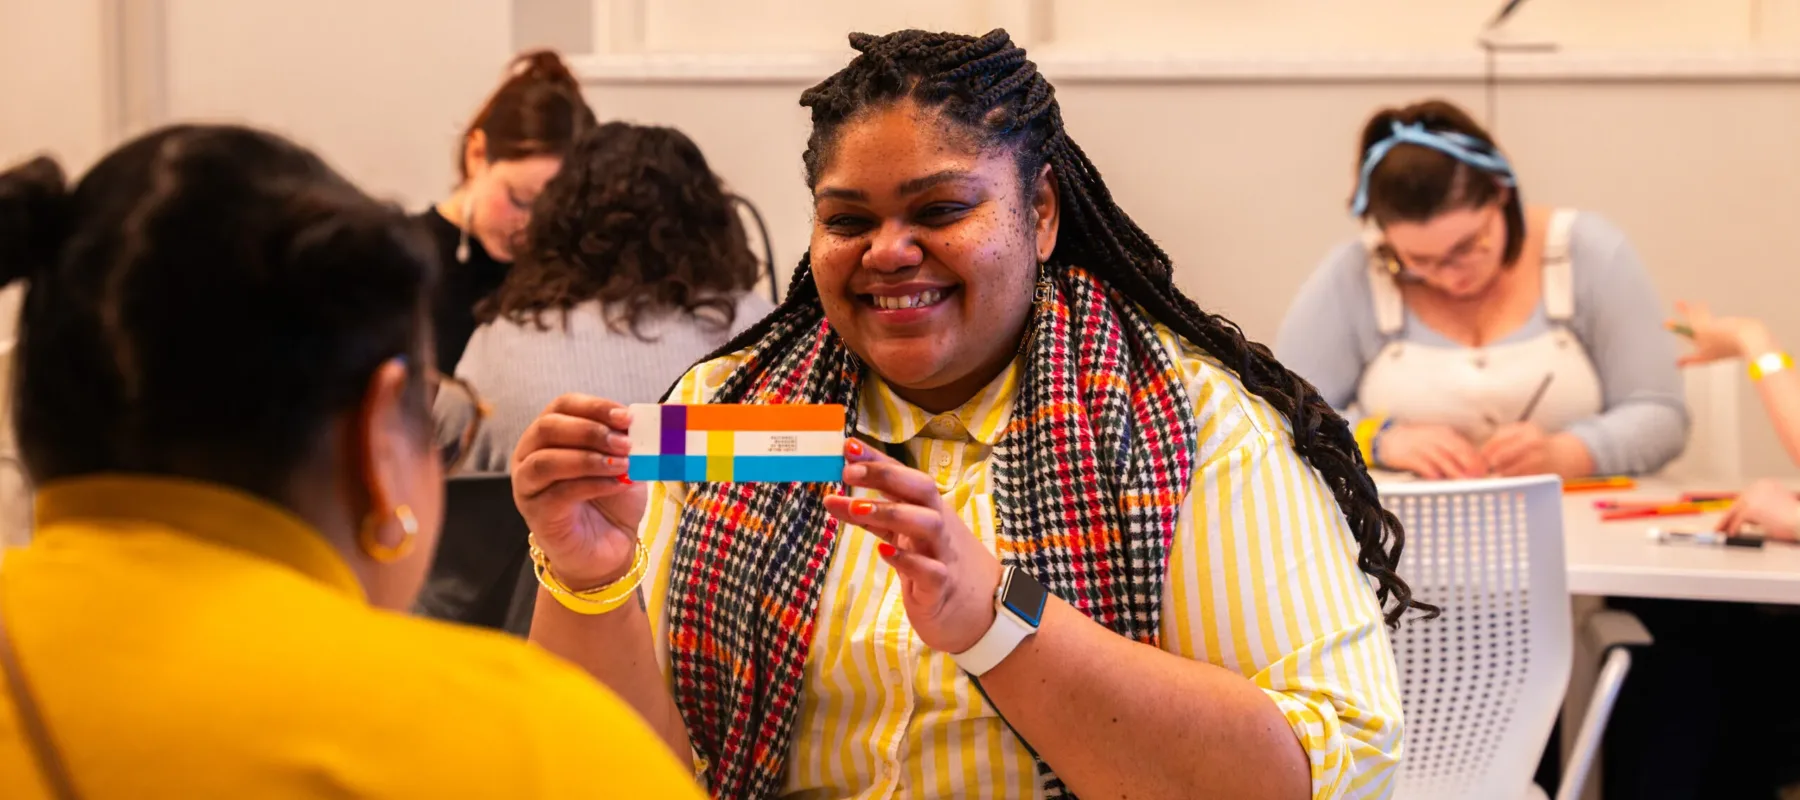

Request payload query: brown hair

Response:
[1355,99,1526,266]
[477,122,759,339]
[458,50,595,180]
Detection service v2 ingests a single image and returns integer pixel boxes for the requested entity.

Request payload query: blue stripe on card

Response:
[683,455,708,483]
[627,455,844,483]
[627,455,660,482]
[731,456,844,483]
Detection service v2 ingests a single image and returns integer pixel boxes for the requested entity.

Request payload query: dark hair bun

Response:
[508,49,579,92]
[0,155,70,286]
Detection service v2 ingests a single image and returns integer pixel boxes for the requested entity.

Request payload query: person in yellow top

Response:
[0,126,701,799]
[512,30,1425,800]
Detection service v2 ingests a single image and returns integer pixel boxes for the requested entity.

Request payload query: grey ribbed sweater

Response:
[436,294,774,474]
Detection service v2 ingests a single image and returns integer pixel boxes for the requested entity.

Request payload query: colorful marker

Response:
[1646,527,1764,549]
[1565,476,1636,493]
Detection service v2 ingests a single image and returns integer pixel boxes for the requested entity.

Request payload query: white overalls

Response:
[1354,209,1604,446]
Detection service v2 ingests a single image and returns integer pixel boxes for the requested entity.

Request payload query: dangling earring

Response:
[1033,264,1053,307]
[455,202,472,264]
[359,504,419,563]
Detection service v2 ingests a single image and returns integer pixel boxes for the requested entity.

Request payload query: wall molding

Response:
[99,0,168,141]
[571,48,1800,85]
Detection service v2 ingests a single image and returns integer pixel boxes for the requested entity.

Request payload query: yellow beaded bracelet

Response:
[528,533,648,616]
[1354,415,1392,468]
[1749,351,1794,382]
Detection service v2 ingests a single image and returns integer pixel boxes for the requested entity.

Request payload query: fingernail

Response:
[618,474,633,485]
[877,543,897,558]
[609,408,630,425]
[847,439,865,456]
[844,465,867,482]
[850,499,875,516]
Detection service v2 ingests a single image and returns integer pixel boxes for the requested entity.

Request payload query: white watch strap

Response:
[950,606,1033,676]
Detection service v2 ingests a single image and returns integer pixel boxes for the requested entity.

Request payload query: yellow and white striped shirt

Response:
[642,323,1402,799]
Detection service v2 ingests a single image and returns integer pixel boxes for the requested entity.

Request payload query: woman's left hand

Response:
[823,440,1003,655]
[1719,478,1800,541]
[1481,423,1594,479]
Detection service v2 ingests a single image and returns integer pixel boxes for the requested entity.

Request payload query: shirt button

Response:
[935,452,952,468]
[930,416,954,434]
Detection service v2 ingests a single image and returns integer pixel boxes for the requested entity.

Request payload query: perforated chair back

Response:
[1381,475,1571,800]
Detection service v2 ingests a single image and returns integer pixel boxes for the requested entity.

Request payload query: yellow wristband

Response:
[529,534,648,616]
[1354,416,1390,467]
[1748,352,1794,382]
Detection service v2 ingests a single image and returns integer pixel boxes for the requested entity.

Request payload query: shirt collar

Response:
[857,356,1022,447]
[33,474,366,601]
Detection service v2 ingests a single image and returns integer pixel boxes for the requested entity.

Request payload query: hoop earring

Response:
[455,202,472,264]
[359,504,419,563]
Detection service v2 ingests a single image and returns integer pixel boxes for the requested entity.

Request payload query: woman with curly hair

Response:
[441,121,772,473]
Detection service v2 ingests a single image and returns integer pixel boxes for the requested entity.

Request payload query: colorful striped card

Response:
[627,404,846,483]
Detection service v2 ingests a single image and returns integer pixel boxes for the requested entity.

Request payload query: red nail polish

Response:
[618,474,633,485]
[850,499,875,516]
[877,543,897,558]
[847,439,865,456]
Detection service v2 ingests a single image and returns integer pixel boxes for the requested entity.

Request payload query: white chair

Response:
[1657,361,1742,484]
[1381,475,1648,800]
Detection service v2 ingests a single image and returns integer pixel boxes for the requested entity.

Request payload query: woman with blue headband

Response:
[1277,99,1686,480]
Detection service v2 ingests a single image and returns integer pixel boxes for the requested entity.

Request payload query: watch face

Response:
[1000,568,1049,627]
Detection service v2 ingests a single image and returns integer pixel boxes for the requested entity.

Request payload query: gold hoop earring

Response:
[359,504,419,563]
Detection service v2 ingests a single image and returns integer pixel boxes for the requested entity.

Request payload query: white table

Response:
[1544,478,1797,800]
[1561,479,1800,605]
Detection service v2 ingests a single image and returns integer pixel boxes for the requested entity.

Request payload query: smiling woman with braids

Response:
[515,30,1421,799]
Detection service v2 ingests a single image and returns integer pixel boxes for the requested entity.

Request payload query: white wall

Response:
[4,0,1799,479]
[160,0,514,210]
[0,0,109,172]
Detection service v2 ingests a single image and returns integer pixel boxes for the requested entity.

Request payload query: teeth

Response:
[872,289,944,310]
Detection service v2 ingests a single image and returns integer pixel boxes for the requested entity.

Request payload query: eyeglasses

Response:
[1382,204,1502,277]
[428,372,492,475]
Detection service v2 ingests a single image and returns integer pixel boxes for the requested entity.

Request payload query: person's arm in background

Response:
[1558,214,1690,476]
[1667,302,1800,466]
[1274,242,1378,421]
[1277,242,1486,479]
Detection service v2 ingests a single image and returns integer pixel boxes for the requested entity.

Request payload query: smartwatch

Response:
[951,566,1048,676]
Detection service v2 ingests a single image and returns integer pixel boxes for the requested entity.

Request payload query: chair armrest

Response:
[1584,609,1653,652]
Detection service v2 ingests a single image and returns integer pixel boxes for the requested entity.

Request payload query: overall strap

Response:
[0,575,81,800]
[1361,224,1406,336]
[1541,209,1580,323]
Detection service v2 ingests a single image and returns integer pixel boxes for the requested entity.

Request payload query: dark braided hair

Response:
[696,29,1434,627]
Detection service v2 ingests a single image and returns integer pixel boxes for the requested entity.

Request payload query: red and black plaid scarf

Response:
[666,266,1197,798]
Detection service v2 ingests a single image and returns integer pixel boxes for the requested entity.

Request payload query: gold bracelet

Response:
[528,533,648,616]
[1749,351,1794,382]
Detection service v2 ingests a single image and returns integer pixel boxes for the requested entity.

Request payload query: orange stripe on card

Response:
[684,404,845,431]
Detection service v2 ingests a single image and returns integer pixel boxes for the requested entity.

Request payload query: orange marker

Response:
[1599,500,1731,522]
[1564,476,1636,493]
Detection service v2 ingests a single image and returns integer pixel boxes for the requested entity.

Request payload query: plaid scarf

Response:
[665,265,1197,799]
